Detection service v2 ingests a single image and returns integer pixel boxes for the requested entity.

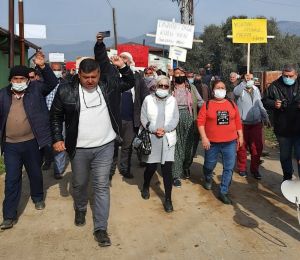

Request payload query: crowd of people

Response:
[0,33,299,247]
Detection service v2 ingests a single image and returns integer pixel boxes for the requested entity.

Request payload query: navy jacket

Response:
[0,64,58,150]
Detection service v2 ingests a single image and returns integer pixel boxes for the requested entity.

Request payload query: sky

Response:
[1,0,300,45]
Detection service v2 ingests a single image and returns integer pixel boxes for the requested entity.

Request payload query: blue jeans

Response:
[71,141,114,231]
[2,139,44,220]
[203,140,237,194]
[276,135,300,180]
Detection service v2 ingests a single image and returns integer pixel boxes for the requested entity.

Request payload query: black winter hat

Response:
[9,65,30,80]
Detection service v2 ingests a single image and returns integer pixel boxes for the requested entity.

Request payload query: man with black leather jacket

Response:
[262,64,300,181]
[50,37,134,247]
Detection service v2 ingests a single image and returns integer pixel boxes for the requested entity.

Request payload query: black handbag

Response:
[133,122,152,156]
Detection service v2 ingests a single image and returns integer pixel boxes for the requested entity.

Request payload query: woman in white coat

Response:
[140,75,179,212]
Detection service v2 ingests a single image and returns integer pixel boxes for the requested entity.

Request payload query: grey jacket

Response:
[234,82,269,124]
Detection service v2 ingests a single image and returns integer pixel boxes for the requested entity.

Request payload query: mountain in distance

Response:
[277,20,300,36]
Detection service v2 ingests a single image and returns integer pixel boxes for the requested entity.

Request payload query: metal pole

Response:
[112,8,118,49]
[9,0,15,68]
[247,43,251,74]
[18,0,25,65]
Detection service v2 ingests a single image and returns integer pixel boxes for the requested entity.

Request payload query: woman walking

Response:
[172,67,203,187]
[197,80,243,204]
[140,76,179,212]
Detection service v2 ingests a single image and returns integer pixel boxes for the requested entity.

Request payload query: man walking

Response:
[50,36,134,246]
[263,64,300,181]
[0,52,58,230]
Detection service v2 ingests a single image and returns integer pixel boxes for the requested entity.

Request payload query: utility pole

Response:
[9,0,15,68]
[112,8,118,49]
[172,0,194,25]
[18,0,25,65]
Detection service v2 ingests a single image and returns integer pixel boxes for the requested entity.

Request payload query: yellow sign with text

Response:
[232,19,267,43]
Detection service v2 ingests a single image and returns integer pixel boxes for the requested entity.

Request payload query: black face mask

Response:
[174,76,186,84]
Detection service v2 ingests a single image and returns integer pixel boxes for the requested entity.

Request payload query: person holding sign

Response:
[197,80,243,204]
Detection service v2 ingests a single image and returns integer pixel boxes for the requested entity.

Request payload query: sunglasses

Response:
[158,84,169,89]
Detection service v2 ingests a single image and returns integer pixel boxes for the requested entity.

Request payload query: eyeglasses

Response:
[81,87,102,108]
[157,84,169,89]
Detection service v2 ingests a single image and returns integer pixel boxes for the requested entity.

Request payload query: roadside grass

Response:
[264,126,278,146]
[0,156,5,175]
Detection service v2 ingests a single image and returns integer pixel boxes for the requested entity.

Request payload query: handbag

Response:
[132,122,152,157]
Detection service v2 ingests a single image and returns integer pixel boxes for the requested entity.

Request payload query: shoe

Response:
[54,172,63,180]
[218,193,232,205]
[203,180,212,190]
[239,171,247,177]
[252,172,262,180]
[42,161,51,171]
[0,219,17,230]
[163,199,173,213]
[35,201,45,210]
[183,169,191,179]
[173,178,181,188]
[141,187,150,200]
[74,210,86,226]
[120,171,134,179]
[94,230,111,247]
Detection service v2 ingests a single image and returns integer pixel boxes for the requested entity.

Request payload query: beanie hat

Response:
[9,65,30,81]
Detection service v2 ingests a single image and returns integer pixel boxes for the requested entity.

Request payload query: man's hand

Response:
[110,55,125,68]
[33,51,46,69]
[275,100,282,109]
[264,119,272,128]
[237,136,244,149]
[53,141,66,152]
[96,33,104,43]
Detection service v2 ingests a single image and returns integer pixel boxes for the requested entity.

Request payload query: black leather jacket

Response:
[50,62,135,159]
[262,76,300,137]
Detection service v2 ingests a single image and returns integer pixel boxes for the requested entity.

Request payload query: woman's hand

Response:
[155,128,165,137]
[202,137,211,150]
[237,136,244,149]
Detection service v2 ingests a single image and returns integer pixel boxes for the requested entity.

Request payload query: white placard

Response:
[169,46,187,62]
[148,54,171,73]
[16,24,47,39]
[49,53,65,62]
[155,20,195,49]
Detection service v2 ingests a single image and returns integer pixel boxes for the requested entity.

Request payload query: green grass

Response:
[264,126,277,145]
[0,156,5,175]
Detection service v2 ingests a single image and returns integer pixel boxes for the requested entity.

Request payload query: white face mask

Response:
[214,89,226,99]
[11,81,28,92]
[53,71,62,79]
[155,89,169,98]
[246,80,254,88]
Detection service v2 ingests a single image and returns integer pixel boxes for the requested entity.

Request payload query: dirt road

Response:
[0,146,299,260]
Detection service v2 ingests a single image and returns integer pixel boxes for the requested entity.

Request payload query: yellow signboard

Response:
[232,19,267,43]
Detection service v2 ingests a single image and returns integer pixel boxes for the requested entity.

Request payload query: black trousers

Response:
[143,162,173,200]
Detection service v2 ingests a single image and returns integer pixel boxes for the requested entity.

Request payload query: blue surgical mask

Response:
[188,78,194,84]
[246,80,254,88]
[283,77,295,86]
[155,89,169,99]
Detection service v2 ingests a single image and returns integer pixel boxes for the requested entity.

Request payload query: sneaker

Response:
[252,172,262,180]
[173,178,181,188]
[239,171,247,177]
[203,179,212,190]
[94,230,111,247]
[42,161,51,171]
[141,187,150,200]
[0,219,17,230]
[35,201,45,210]
[74,210,86,226]
[163,199,173,213]
[183,169,191,179]
[218,193,232,205]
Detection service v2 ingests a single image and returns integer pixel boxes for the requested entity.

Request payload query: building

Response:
[0,27,40,87]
